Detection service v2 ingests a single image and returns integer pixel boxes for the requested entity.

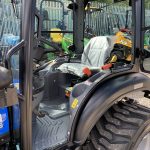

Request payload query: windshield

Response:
[142,0,150,71]
[143,0,150,50]
[143,0,150,49]
[0,0,21,86]
[145,0,150,28]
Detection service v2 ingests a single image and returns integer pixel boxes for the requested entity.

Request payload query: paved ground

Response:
[131,73,150,108]
[134,92,150,108]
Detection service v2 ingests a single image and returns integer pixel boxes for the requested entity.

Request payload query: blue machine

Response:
[0,108,10,143]
[0,105,20,144]
[0,35,20,145]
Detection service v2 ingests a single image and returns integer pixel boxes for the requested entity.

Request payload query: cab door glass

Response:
[145,0,150,27]
[143,0,150,72]
[143,30,150,71]
[0,0,21,90]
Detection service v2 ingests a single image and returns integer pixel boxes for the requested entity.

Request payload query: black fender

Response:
[70,72,150,145]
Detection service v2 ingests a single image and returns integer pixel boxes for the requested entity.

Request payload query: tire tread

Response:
[85,101,150,150]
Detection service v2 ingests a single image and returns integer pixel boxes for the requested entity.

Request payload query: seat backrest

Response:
[81,36,114,67]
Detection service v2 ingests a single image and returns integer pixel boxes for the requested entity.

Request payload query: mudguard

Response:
[68,72,150,145]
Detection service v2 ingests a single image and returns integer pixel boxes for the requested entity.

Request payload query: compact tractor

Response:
[0,0,150,150]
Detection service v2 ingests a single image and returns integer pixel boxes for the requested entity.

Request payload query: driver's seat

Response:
[57,36,114,78]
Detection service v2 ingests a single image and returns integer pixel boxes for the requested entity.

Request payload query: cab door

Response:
[0,0,22,148]
[141,0,150,73]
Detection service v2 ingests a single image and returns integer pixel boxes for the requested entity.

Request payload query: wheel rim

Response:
[137,132,150,150]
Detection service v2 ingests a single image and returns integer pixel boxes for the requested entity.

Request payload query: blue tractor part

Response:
[0,104,20,145]
[12,79,20,141]
[0,107,10,144]
[0,76,20,145]
[13,104,20,140]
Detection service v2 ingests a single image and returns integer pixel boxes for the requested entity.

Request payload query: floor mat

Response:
[32,115,69,150]
[39,98,69,119]
[41,97,68,106]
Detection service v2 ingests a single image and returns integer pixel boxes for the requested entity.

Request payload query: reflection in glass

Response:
[143,57,150,71]
[145,1,150,27]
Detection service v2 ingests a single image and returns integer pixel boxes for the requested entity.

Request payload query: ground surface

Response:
[133,73,150,108]
[134,91,150,108]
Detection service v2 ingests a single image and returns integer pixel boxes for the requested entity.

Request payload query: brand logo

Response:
[0,114,7,128]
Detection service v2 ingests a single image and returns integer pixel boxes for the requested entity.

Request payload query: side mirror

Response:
[0,66,12,90]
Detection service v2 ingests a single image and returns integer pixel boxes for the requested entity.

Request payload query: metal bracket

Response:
[0,87,18,107]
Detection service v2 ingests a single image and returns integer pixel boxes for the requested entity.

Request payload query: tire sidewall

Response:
[130,120,150,150]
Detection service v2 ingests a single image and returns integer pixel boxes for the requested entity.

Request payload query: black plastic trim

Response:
[74,73,150,145]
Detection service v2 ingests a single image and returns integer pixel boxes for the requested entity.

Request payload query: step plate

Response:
[32,115,69,150]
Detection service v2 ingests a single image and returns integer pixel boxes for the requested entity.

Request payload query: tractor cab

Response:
[32,1,150,149]
[32,2,118,149]
[32,0,133,111]
[0,0,150,150]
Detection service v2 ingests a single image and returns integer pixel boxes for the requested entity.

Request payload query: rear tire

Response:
[82,100,150,150]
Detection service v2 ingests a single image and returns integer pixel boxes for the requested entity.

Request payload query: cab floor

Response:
[32,114,70,150]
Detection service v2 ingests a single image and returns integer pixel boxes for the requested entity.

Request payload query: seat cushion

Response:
[57,63,89,78]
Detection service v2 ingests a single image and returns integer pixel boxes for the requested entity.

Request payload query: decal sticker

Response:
[0,114,6,128]
[85,80,92,86]
[71,98,78,109]
[134,83,143,89]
